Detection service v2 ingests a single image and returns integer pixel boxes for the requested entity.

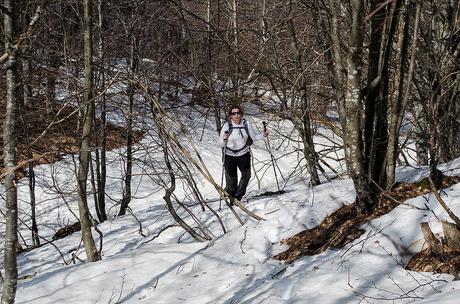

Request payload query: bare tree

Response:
[119,9,139,216]
[313,0,408,212]
[76,0,100,262]
[92,0,108,223]
[285,0,320,185]
[415,0,460,184]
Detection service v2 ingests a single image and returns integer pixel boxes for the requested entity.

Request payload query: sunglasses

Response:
[230,111,241,116]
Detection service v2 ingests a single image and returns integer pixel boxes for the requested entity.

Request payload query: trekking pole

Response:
[219,131,229,210]
[263,121,281,192]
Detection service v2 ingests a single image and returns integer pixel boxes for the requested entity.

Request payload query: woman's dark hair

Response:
[227,105,244,117]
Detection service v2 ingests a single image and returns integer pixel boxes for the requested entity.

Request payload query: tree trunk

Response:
[94,0,107,223]
[261,0,269,43]
[230,0,240,101]
[17,43,40,247]
[362,0,385,187]
[2,0,19,302]
[442,221,460,250]
[414,103,429,165]
[76,0,100,262]
[45,52,61,115]
[21,47,32,109]
[19,92,40,246]
[343,0,374,212]
[386,0,409,188]
[421,222,441,254]
[363,0,403,194]
[119,24,138,216]
[206,0,222,134]
[329,13,346,130]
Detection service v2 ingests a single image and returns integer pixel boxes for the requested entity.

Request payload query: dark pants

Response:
[224,152,251,200]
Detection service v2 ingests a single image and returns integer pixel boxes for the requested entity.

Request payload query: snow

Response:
[2,103,460,303]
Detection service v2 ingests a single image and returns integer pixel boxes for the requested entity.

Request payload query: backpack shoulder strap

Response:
[227,121,234,135]
[242,119,249,133]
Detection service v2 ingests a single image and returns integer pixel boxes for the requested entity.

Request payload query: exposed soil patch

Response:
[52,221,82,241]
[275,175,460,264]
[0,90,143,179]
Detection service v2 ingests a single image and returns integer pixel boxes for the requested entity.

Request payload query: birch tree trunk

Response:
[76,0,100,262]
[230,0,240,101]
[2,0,19,302]
[207,0,222,134]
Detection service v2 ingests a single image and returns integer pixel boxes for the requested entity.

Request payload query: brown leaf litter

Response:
[275,175,460,277]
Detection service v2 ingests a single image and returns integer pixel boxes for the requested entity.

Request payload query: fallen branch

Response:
[429,177,460,227]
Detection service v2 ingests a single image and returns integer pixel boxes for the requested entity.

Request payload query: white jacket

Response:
[217,119,264,157]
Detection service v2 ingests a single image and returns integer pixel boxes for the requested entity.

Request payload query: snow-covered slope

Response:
[2,105,460,303]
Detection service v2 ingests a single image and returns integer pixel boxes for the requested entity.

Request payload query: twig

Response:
[240,228,248,254]
[381,192,427,210]
[369,178,428,210]
[340,221,395,258]
[126,207,146,237]
[347,266,353,288]
[140,224,179,246]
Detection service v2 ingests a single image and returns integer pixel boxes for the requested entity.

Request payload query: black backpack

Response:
[226,119,253,152]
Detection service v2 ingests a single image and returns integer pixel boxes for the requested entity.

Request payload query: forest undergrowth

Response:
[0,95,143,179]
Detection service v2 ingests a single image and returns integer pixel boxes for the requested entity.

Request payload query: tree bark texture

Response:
[2,0,19,302]
[442,221,460,250]
[76,0,100,262]
[342,0,374,212]
[421,222,441,254]
[363,0,403,193]
[230,0,241,102]
[363,0,386,189]
[386,0,409,188]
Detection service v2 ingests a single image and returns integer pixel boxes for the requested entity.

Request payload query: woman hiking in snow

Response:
[217,105,268,203]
